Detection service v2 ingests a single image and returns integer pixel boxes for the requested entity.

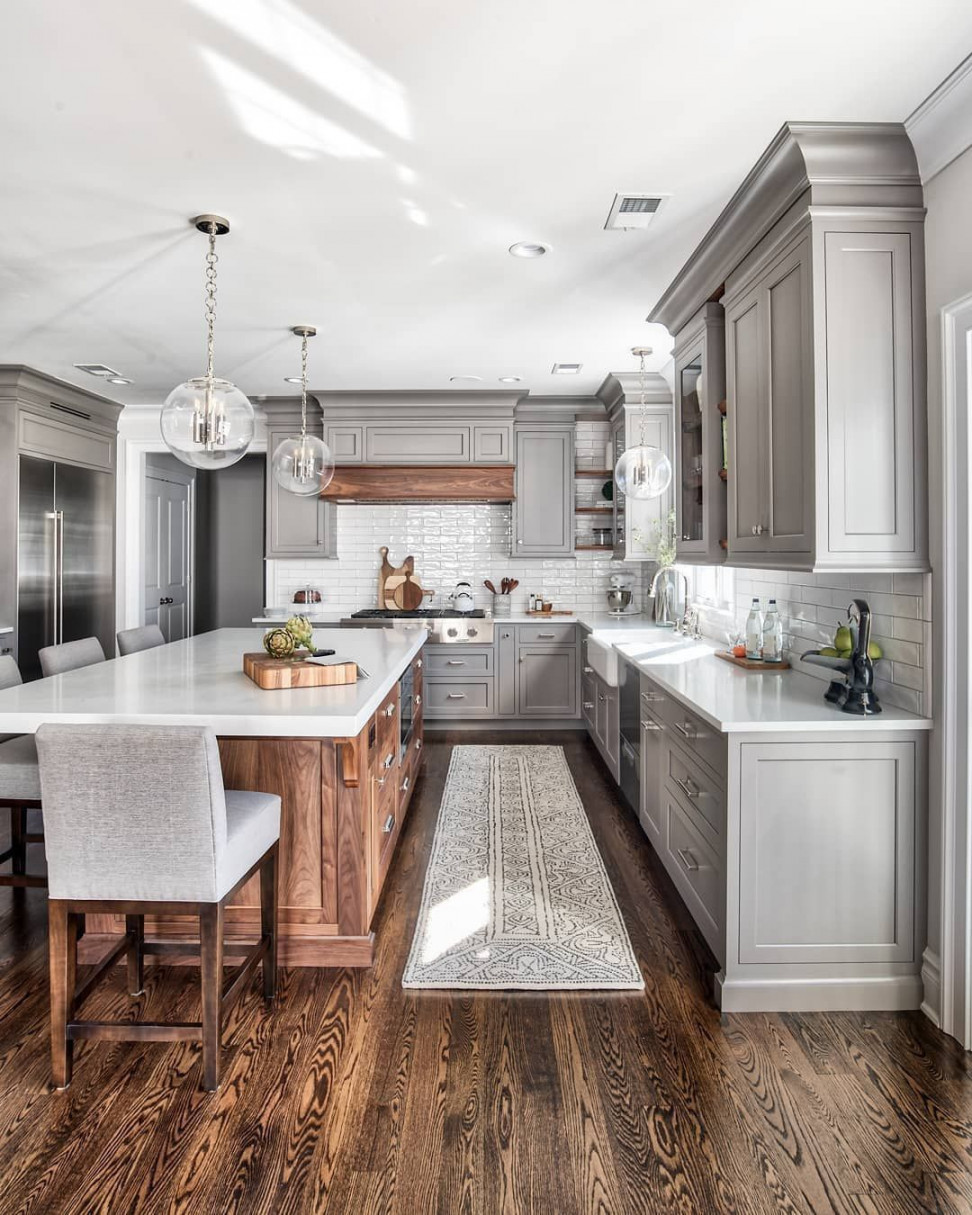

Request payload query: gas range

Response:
[340,608,493,644]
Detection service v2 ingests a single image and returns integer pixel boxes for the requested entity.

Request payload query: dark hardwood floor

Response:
[0,732,971,1213]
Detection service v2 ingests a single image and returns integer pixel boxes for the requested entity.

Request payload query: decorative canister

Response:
[492,594,511,617]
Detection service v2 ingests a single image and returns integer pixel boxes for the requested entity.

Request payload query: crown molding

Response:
[0,364,123,423]
[647,122,921,336]
[906,54,972,183]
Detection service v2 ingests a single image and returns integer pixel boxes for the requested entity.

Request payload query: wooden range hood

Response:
[320,463,515,504]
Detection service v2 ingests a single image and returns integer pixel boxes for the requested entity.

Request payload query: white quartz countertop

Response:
[610,633,932,734]
[0,627,426,738]
[0,626,13,636]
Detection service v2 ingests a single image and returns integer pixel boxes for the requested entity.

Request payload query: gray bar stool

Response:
[0,656,44,887]
[38,637,106,678]
[36,723,280,1091]
[117,625,165,656]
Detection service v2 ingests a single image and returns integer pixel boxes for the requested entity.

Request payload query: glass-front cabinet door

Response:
[673,302,727,563]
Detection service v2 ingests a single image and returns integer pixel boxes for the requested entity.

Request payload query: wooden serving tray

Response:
[243,653,358,690]
[715,651,789,672]
[525,609,574,616]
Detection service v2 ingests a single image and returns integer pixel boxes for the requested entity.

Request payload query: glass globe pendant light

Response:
[160,215,255,469]
[614,345,673,500]
[271,326,335,496]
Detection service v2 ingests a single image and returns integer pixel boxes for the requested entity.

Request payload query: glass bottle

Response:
[761,599,783,663]
[745,598,763,660]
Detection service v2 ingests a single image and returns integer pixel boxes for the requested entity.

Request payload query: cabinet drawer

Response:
[425,646,494,675]
[663,794,723,955]
[650,689,726,784]
[664,741,724,846]
[424,677,495,717]
[516,622,576,645]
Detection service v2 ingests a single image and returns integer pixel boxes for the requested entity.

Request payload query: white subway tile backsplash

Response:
[732,566,931,715]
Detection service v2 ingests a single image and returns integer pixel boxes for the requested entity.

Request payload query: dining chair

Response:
[116,625,165,656]
[0,655,44,888]
[36,723,280,1091]
[38,637,106,678]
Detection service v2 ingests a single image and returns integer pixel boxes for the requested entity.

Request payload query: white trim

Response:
[906,54,972,183]
[938,291,972,1047]
[921,947,942,1027]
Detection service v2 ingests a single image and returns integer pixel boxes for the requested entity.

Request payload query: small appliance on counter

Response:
[800,599,882,715]
[447,581,476,614]
[606,571,639,616]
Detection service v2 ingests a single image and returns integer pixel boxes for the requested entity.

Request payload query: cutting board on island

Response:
[243,653,358,689]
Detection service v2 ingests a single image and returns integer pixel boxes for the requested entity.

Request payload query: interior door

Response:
[144,472,191,642]
[54,461,114,661]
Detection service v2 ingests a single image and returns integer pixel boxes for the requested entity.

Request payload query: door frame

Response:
[938,290,972,1048]
[144,460,195,642]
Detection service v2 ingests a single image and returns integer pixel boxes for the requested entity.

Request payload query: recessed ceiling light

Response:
[450,375,482,383]
[551,363,582,375]
[499,376,522,383]
[106,376,132,385]
[74,363,121,378]
[508,241,551,258]
[283,376,302,384]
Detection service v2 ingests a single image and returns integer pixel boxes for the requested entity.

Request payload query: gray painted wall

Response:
[194,454,265,632]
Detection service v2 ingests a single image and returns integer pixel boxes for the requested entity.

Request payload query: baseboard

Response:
[715,971,924,1013]
[426,718,585,732]
[920,947,942,1027]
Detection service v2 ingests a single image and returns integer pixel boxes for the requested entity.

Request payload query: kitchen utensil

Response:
[484,580,497,594]
[243,652,357,689]
[508,579,519,591]
[393,574,424,611]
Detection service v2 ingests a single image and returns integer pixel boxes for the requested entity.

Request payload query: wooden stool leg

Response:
[11,806,26,876]
[126,914,145,995]
[49,902,77,1089]
[199,904,224,1091]
[260,846,278,1001]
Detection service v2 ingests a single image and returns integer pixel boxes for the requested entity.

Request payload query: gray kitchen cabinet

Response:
[581,666,596,730]
[496,625,516,716]
[639,695,666,848]
[673,303,727,563]
[264,406,337,559]
[512,426,574,557]
[424,677,495,717]
[322,413,512,467]
[725,234,813,561]
[517,645,577,717]
[583,666,619,779]
[473,425,511,462]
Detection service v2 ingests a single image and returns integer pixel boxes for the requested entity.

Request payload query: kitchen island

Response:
[0,628,427,966]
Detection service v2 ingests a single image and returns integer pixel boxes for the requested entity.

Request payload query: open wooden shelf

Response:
[574,469,612,478]
[575,543,614,551]
[574,506,613,514]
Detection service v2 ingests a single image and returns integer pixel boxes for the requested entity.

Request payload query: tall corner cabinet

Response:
[264,397,337,559]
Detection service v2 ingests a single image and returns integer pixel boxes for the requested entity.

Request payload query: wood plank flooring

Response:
[0,732,971,1212]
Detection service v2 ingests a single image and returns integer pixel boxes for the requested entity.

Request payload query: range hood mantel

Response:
[320,464,515,504]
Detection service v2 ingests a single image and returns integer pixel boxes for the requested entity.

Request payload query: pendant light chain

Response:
[204,221,218,383]
[638,348,648,446]
[300,329,309,439]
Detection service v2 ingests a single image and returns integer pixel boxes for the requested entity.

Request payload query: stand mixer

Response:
[606,572,638,616]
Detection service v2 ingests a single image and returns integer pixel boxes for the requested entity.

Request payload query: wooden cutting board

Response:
[394,574,424,611]
[243,653,358,689]
[378,547,419,610]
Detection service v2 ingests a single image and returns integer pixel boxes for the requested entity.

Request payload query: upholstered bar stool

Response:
[38,637,106,678]
[35,723,280,1091]
[116,625,165,656]
[0,656,44,887]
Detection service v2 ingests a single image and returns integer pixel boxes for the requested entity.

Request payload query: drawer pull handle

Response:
[583,666,593,674]
[583,701,595,710]
[384,703,396,717]
[641,691,664,704]
[415,694,422,706]
[673,775,701,800]
[642,719,662,732]
[401,775,410,794]
[447,692,466,700]
[537,632,556,639]
[446,660,465,666]
[676,846,699,872]
[416,659,423,669]
[672,720,701,741]
[382,752,395,769]
[383,814,396,834]
[376,775,387,789]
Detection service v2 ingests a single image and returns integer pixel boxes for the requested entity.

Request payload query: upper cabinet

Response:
[264,400,337,559]
[512,425,574,557]
[649,122,928,574]
[673,303,727,564]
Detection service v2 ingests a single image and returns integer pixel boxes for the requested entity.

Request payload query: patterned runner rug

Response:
[402,745,644,990]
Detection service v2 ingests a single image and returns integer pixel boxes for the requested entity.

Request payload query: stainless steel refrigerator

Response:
[17,455,114,681]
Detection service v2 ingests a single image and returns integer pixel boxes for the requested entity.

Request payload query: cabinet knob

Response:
[415,738,422,751]
[751,523,765,536]
[416,659,423,669]
[415,694,422,706]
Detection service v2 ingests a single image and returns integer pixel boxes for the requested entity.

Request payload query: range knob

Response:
[447,627,458,638]
[468,627,478,638]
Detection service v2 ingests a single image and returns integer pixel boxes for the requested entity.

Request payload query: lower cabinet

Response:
[517,645,577,716]
[583,666,619,780]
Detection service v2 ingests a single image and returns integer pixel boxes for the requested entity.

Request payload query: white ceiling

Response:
[1,1,969,404]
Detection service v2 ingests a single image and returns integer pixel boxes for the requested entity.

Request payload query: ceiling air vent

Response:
[604,194,667,231]
[73,363,121,378]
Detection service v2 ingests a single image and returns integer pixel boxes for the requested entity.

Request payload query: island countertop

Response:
[0,627,427,738]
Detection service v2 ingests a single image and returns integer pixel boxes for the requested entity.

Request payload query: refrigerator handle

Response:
[54,509,64,646]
